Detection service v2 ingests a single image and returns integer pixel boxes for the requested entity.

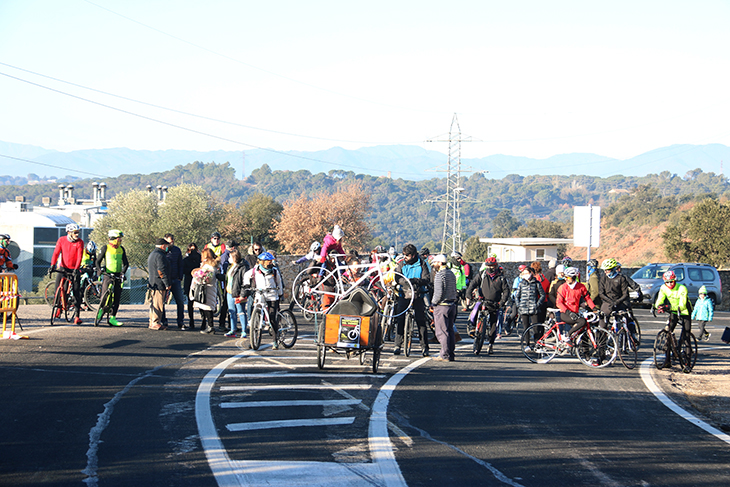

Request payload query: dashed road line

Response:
[227,417,356,432]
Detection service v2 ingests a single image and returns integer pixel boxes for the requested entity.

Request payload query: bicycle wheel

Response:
[631,317,642,348]
[277,309,298,348]
[404,312,414,357]
[380,301,395,341]
[44,281,55,308]
[95,288,112,327]
[84,281,102,312]
[473,315,486,355]
[678,332,698,373]
[576,327,617,368]
[249,308,262,350]
[291,267,338,316]
[653,329,669,370]
[62,279,73,323]
[521,324,559,363]
[50,284,64,326]
[373,272,414,319]
[616,327,638,370]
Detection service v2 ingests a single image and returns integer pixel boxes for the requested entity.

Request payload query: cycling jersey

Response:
[655,283,691,316]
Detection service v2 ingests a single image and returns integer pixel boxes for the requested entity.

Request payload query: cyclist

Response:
[393,244,431,356]
[465,256,510,355]
[598,258,630,329]
[94,230,129,327]
[0,234,18,271]
[242,252,284,349]
[50,223,85,324]
[654,270,692,368]
[294,241,321,266]
[556,267,598,345]
[80,240,98,290]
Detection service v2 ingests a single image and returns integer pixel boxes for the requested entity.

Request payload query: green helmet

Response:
[601,258,619,271]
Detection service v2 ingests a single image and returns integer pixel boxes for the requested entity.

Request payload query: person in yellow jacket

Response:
[653,270,692,368]
[94,230,129,326]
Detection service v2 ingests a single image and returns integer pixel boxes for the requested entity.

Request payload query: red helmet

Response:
[485,257,497,265]
[518,264,528,272]
[662,270,676,282]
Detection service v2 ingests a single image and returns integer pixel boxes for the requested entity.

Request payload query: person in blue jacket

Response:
[691,285,714,341]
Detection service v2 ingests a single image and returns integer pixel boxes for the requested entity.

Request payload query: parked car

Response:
[630,263,721,306]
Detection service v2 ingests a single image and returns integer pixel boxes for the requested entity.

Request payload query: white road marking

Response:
[227,417,356,432]
[224,373,385,379]
[220,384,372,391]
[639,357,730,445]
[221,399,362,409]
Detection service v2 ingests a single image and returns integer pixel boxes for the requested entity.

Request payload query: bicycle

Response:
[249,288,298,350]
[402,305,417,356]
[472,301,500,355]
[521,310,618,368]
[50,269,76,325]
[289,271,321,322]
[291,253,414,319]
[46,271,101,312]
[607,309,640,370]
[94,273,124,327]
[652,307,697,373]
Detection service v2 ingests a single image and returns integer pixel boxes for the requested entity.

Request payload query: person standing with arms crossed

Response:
[50,223,85,324]
[148,238,171,330]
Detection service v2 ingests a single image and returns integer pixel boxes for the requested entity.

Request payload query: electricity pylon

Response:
[424,113,485,255]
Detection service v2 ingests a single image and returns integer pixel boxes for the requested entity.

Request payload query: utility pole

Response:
[424,114,485,255]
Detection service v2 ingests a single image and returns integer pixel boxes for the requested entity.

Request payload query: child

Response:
[691,285,714,341]
[226,249,249,338]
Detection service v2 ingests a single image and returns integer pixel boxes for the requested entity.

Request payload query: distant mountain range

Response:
[1,139,728,181]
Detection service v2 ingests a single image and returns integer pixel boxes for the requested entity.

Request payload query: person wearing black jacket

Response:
[598,258,630,329]
[163,233,185,329]
[465,257,510,355]
[148,238,171,330]
[393,244,431,356]
[182,243,201,330]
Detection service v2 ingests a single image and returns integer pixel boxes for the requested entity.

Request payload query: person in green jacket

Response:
[654,270,692,368]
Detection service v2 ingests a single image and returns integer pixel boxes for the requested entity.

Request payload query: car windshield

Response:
[632,264,671,280]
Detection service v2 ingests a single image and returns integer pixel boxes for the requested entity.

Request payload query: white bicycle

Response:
[291,253,414,318]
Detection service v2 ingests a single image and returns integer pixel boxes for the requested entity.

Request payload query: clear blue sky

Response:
[1,0,729,163]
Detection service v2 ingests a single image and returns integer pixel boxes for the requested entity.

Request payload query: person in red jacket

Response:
[556,267,598,342]
[50,223,85,324]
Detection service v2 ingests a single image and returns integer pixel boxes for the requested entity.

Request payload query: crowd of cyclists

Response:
[0,223,713,367]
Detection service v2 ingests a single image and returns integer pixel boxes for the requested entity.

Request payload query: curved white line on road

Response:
[639,356,730,445]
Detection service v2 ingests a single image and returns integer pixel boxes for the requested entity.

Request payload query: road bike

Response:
[472,301,499,355]
[50,269,76,325]
[520,310,618,368]
[403,305,417,356]
[291,253,414,319]
[249,288,298,350]
[607,309,640,370]
[652,307,697,373]
[94,273,124,326]
[46,271,101,312]
[289,270,321,322]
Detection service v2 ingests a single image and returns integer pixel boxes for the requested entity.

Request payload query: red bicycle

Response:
[50,269,76,325]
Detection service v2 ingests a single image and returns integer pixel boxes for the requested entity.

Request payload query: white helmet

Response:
[66,223,80,233]
[564,267,579,278]
[310,241,321,252]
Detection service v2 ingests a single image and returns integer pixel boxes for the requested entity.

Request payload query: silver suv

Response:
[630,263,721,306]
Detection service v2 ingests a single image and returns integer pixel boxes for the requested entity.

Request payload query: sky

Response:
[1,0,730,167]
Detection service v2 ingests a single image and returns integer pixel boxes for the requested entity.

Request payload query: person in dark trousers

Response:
[393,244,431,356]
[162,233,185,329]
[430,254,457,362]
[182,243,201,330]
[216,239,239,332]
[465,256,510,355]
[94,229,129,326]
[148,238,171,330]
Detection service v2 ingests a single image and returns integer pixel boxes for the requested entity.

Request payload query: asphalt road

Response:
[1,304,729,486]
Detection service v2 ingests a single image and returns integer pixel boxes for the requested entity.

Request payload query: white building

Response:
[478,237,574,262]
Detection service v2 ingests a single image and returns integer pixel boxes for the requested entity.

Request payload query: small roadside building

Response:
[478,237,574,263]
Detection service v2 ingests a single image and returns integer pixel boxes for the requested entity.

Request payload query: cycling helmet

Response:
[564,267,579,278]
[601,258,619,270]
[451,251,462,258]
[86,241,97,254]
[662,270,676,282]
[388,246,396,256]
[518,264,528,272]
[310,241,321,252]
[420,247,430,256]
[257,251,275,261]
[0,233,10,241]
[211,231,221,239]
[561,256,572,265]
[485,257,497,266]
[373,245,385,253]
[108,229,124,239]
[587,259,598,268]
[488,252,497,259]
[66,223,80,233]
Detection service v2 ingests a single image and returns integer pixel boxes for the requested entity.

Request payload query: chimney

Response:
[42,197,51,206]
[58,184,66,204]
[66,185,74,202]
[99,182,107,201]
[157,185,163,201]
[15,196,25,202]
[146,184,153,193]
[92,182,99,203]
[161,185,168,201]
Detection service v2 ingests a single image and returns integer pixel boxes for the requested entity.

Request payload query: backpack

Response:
[191,279,206,304]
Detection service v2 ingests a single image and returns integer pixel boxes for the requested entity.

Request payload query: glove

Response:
[569,311,580,321]
[48,265,54,276]
[234,297,246,304]
[11,263,18,270]
[592,307,599,313]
